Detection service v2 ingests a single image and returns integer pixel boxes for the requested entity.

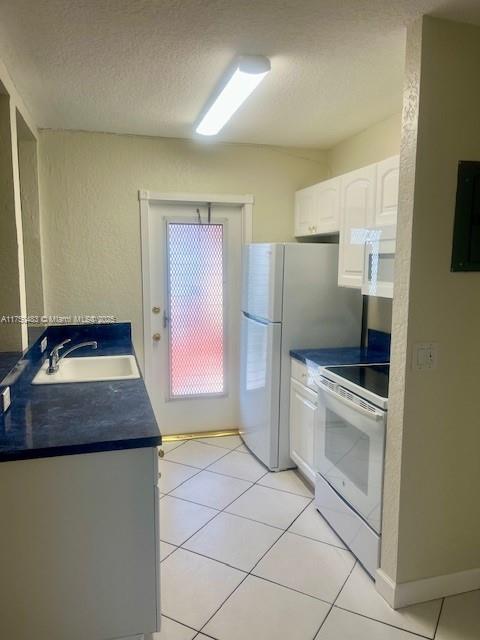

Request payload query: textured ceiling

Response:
[0,0,480,147]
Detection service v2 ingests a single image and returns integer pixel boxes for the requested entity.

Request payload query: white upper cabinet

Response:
[293,154,399,289]
[375,155,400,227]
[338,163,376,288]
[315,177,340,234]
[294,177,340,237]
[294,185,317,237]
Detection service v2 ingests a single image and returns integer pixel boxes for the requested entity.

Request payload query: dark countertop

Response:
[290,346,389,366]
[0,323,161,463]
[290,330,391,367]
[0,352,23,382]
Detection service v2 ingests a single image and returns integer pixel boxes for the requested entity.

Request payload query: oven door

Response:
[315,379,386,534]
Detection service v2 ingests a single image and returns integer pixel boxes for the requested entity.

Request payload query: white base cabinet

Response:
[0,447,161,640]
[290,359,318,485]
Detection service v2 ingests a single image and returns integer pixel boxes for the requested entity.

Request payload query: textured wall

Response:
[17,115,44,317]
[0,94,22,350]
[381,17,422,584]
[383,16,480,585]
[38,130,329,362]
[327,112,401,178]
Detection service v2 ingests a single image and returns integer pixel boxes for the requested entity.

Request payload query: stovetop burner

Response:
[324,364,390,400]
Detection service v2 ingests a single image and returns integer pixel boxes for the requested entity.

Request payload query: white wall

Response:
[0,93,22,350]
[38,130,329,361]
[382,15,480,593]
[327,112,401,179]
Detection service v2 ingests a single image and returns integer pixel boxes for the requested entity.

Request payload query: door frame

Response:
[138,190,253,395]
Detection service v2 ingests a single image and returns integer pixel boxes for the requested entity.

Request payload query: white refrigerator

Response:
[240,243,362,471]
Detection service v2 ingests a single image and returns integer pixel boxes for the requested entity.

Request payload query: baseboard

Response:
[162,428,240,442]
[376,566,480,609]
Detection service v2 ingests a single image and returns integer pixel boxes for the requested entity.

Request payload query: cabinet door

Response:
[315,177,340,234]
[375,155,399,227]
[290,378,317,484]
[294,186,316,237]
[338,164,376,288]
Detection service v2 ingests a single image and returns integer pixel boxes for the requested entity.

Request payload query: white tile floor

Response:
[155,436,479,640]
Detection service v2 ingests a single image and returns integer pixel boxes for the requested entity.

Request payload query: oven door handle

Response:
[317,379,385,421]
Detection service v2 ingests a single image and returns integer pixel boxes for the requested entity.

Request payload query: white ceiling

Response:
[1,0,480,148]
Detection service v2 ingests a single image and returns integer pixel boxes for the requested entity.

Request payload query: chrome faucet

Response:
[47,339,98,374]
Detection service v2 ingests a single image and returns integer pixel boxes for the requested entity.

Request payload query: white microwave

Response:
[362,226,396,298]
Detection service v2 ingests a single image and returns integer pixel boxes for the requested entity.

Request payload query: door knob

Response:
[153,333,161,342]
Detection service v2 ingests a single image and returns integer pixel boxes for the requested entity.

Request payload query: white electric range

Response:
[314,363,389,577]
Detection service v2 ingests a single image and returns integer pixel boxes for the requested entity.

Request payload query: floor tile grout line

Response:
[161,613,202,635]
[162,439,441,640]
[433,596,445,639]
[162,437,353,637]
[164,445,263,482]
[166,463,272,550]
[193,479,316,637]
[160,440,186,454]
[163,438,314,496]
[285,528,348,552]
[255,482,314,498]
[331,604,434,639]
[166,439,313,495]
[160,465,203,494]
[326,556,438,640]
[163,446,233,471]
[202,446,271,480]
[311,559,358,639]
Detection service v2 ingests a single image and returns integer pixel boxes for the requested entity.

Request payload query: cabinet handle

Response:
[153,333,161,342]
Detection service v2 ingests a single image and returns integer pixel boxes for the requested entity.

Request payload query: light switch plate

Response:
[413,342,438,370]
[1,386,11,413]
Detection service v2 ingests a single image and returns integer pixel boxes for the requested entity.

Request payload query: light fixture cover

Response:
[195,55,271,136]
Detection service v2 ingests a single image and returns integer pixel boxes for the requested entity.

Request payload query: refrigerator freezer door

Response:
[242,244,284,322]
[239,313,281,470]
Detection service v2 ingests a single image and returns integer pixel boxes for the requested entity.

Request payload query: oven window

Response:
[325,409,370,494]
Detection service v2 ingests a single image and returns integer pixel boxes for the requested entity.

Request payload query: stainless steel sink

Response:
[32,355,140,384]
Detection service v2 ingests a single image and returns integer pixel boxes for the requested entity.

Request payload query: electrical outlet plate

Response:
[413,342,438,370]
[41,337,48,353]
[1,386,11,413]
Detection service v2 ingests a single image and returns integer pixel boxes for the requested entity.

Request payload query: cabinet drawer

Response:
[291,358,317,391]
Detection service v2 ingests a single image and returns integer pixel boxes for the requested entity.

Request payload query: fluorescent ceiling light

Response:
[195,55,271,136]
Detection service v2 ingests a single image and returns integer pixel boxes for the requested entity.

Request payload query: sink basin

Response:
[32,355,140,385]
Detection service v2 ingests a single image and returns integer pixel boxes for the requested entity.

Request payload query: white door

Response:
[375,155,399,227]
[242,243,284,321]
[338,164,376,288]
[315,381,386,533]
[239,313,281,469]
[289,378,317,483]
[144,202,242,434]
[315,177,340,234]
[294,185,316,237]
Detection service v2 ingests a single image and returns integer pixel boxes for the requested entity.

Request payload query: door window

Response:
[166,221,225,398]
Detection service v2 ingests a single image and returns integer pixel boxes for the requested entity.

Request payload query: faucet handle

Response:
[52,338,71,354]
